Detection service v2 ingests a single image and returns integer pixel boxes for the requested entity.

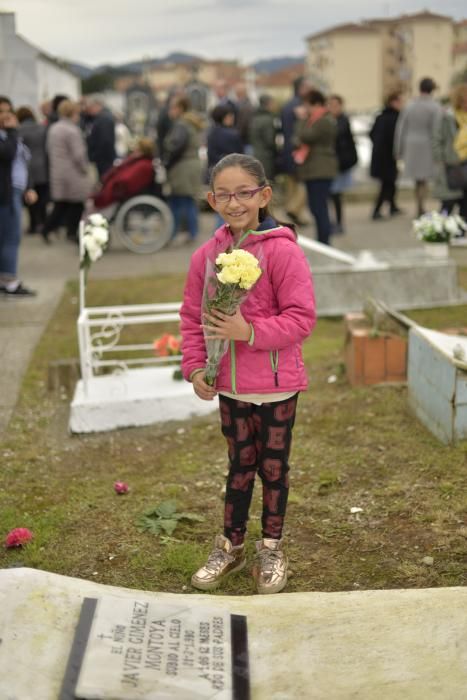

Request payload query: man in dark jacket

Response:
[250,94,278,182]
[370,91,403,220]
[206,104,243,178]
[327,94,358,233]
[17,106,49,234]
[86,96,116,180]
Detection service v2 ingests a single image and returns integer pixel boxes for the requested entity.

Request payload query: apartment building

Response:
[453,20,467,78]
[306,11,459,112]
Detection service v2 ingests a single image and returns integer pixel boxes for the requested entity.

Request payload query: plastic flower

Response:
[412,211,467,243]
[114,481,129,494]
[88,213,108,227]
[83,234,103,262]
[80,214,109,277]
[5,527,33,547]
[153,333,181,357]
[88,225,109,246]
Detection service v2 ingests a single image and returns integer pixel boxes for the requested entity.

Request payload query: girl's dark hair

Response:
[211,104,235,125]
[210,153,296,234]
[16,106,36,123]
[0,95,12,108]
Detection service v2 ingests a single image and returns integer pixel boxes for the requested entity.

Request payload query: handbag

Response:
[292,144,310,165]
[446,161,467,190]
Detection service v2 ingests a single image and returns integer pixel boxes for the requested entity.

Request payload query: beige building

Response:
[306,11,460,112]
[453,20,467,78]
[306,23,381,112]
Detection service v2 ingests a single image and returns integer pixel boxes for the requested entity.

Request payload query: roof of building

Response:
[306,22,378,41]
[306,11,454,41]
[256,62,305,88]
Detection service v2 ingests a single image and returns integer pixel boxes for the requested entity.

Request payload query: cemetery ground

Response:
[1,268,467,595]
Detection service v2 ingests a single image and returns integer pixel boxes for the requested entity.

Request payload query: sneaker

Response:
[252,538,288,594]
[371,212,384,221]
[1,282,37,297]
[191,534,246,591]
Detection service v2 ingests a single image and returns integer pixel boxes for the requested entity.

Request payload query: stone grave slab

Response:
[305,247,464,316]
[2,568,467,699]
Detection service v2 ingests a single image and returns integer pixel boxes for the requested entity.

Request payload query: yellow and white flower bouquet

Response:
[203,248,262,386]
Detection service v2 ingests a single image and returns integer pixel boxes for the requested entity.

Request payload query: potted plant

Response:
[412,211,467,258]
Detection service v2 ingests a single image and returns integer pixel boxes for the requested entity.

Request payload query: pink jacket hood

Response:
[180,219,316,394]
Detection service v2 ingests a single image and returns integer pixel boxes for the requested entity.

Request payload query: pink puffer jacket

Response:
[180,219,316,394]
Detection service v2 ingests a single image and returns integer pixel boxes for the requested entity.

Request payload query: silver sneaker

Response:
[252,538,288,594]
[191,534,246,591]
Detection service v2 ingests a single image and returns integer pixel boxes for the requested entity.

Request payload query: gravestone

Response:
[59,595,249,700]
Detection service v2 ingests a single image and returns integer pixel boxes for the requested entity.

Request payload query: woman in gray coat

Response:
[42,100,91,243]
[395,77,442,217]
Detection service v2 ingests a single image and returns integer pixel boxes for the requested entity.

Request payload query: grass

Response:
[1,269,467,595]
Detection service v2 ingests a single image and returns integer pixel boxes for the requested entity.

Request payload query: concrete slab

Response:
[69,366,217,433]
[1,568,467,700]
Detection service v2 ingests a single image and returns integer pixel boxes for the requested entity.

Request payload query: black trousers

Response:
[27,183,49,233]
[219,393,298,545]
[373,178,397,215]
[43,200,84,240]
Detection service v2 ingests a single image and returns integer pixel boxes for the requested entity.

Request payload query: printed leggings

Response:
[219,393,298,546]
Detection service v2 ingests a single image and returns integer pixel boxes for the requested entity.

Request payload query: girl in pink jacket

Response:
[180,154,316,594]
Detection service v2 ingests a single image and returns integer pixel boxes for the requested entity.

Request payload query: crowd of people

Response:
[1,74,467,297]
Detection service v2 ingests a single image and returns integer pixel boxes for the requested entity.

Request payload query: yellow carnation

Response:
[217,266,241,284]
[215,249,262,288]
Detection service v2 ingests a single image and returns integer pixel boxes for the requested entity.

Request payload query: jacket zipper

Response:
[270,350,279,387]
[230,340,237,393]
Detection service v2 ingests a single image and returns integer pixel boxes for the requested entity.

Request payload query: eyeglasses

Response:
[212,186,265,204]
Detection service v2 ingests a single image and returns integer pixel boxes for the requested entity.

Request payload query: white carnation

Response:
[84,235,103,262]
[90,226,109,246]
[88,213,107,227]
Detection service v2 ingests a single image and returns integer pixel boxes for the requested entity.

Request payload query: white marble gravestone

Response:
[62,596,247,699]
[2,568,467,699]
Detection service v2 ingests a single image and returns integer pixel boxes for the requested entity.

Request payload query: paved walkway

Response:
[0,198,433,436]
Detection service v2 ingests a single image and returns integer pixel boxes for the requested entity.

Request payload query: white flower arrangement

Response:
[412,211,467,243]
[80,214,109,277]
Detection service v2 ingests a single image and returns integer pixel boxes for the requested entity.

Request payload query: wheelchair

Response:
[92,159,174,255]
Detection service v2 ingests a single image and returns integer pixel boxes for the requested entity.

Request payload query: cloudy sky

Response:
[2,0,466,67]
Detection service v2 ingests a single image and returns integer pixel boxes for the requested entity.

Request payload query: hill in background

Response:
[67,53,305,79]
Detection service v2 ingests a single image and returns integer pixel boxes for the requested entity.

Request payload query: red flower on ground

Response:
[5,527,33,548]
[114,481,129,495]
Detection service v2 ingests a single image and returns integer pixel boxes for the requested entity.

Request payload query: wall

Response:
[36,56,81,106]
[409,19,454,96]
